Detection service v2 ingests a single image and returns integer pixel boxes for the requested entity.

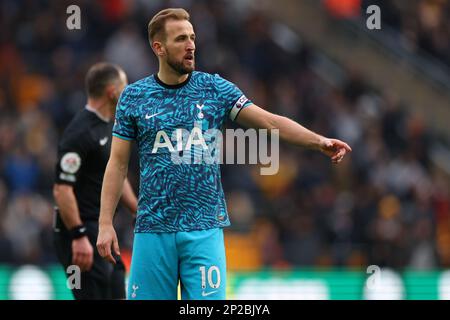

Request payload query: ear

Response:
[105,84,116,100]
[152,41,165,57]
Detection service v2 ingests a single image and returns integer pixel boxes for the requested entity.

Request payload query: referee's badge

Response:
[60,152,81,174]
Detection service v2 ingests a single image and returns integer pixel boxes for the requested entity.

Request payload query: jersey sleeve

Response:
[55,133,90,186]
[214,74,253,122]
[112,85,137,141]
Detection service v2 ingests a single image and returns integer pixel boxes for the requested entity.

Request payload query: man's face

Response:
[160,19,196,75]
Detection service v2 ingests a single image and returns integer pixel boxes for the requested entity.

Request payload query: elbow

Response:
[107,158,128,176]
[118,162,129,174]
[53,184,72,202]
[267,114,282,131]
[53,185,61,200]
[107,151,128,171]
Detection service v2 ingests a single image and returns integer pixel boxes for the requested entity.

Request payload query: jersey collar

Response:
[85,105,110,123]
[154,72,192,89]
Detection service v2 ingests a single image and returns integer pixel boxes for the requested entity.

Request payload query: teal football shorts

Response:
[127,228,226,300]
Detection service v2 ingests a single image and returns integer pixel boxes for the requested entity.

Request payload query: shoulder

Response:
[120,75,156,102]
[116,77,151,115]
[63,109,93,137]
[59,110,94,149]
[190,71,235,90]
[191,71,224,83]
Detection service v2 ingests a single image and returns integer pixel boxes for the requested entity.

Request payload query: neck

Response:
[86,98,113,122]
[157,62,189,85]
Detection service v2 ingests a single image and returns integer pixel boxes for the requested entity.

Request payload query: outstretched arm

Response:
[236,104,352,164]
[97,136,132,264]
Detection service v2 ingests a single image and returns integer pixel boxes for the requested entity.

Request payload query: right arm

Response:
[97,136,132,264]
[53,183,94,272]
[120,178,138,218]
[53,184,83,229]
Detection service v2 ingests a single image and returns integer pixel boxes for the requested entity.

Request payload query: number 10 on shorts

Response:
[199,266,221,289]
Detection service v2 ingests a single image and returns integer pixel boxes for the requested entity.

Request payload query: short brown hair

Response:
[85,62,123,98]
[148,8,190,44]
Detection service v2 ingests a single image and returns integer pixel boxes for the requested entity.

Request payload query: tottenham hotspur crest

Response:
[196,103,204,119]
[131,284,139,298]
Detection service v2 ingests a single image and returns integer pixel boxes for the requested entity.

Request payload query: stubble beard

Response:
[166,52,195,75]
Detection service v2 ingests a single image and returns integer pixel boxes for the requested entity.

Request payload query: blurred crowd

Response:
[362,0,450,66]
[325,0,450,67]
[0,0,449,271]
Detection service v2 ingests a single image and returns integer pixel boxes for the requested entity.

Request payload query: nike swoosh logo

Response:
[201,290,217,297]
[145,112,161,119]
[99,137,108,146]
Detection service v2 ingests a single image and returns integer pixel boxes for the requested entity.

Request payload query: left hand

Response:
[318,138,352,164]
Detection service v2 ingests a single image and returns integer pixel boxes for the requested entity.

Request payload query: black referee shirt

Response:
[55,105,113,222]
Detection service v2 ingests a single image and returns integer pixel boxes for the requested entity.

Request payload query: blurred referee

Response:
[53,62,138,299]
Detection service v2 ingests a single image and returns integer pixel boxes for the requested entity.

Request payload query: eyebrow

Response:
[175,33,196,40]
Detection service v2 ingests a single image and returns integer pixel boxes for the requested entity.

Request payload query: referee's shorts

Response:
[53,211,125,300]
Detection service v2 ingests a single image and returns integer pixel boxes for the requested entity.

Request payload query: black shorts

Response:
[53,211,125,300]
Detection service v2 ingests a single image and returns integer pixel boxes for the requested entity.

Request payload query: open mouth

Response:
[184,54,194,61]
